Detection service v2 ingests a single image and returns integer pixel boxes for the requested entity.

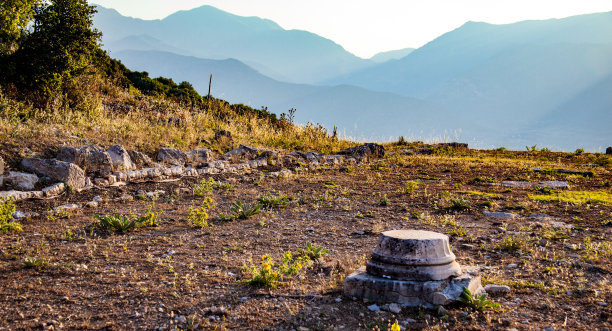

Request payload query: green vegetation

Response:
[229,201,262,220]
[257,192,294,209]
[95,204,161,232]
[450,197,471,211]
[296,242,329,261]
[193,177,234,196]
[459,190,499,198]
[0,198,21,233]
[22,256,48,269]
[459,287,500,312]
[529,190,612,206]
[188,197,214,228]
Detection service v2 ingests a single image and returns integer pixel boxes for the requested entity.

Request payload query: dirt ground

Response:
[1,149,611,330]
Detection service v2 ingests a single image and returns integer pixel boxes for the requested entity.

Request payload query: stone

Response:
[607,147,612,155]
[0,156,4,175]
[366,230,461,281]
[186,149,213,166]
[482,211,519,219]
[107,145,135,170]
[5,171,39,190]
[55,204,80,213]
[225,145,259,161]
[128,150,155,168]
[57,145,113,176]
[21,158,87,190]
[538,181,570,190]
[340,143,385,161]
[484,284,511,295]
[344,230,483,307]
[367,304,380,312]
[42,183,65,197]
[388,303,402,314]
[157,148,187,166]
[501,181,533,188]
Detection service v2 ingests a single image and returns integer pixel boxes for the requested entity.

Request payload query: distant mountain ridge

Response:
[369,48,415,63]
[95,6,612,150]
[93,5,373,83]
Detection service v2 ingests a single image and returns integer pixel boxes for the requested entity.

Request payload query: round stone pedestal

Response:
[344,230,484,307]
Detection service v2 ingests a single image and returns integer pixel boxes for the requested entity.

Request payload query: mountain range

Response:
[93,5,612,151]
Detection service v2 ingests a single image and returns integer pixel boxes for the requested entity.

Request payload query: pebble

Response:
[335,298,342,303]
[367,304,380,312]
[239,297,249,302]
[597,302,607,306]
[484,284,511,295]
[162,250,175,258]
[175,315,186,324]
[388,303,401,314]
[507,263,518,269]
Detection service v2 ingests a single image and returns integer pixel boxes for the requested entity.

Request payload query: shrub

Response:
[450,198,471,211]
[188,197,215,228]
[230,201,261,220]
[0,198,21,233]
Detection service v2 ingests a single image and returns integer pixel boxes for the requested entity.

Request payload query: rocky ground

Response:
[0,144,611,330]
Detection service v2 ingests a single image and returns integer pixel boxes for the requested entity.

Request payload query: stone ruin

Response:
[344,230,484,308]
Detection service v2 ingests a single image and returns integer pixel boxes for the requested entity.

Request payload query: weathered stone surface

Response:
[128,150,155,168]
[0,156,4,174]
[107,145,135,170]
[225,145,259,161]
[55,204,80,213]
[42,183,65,197]
[344,266,483,308]
[5,171,39,190]
[538,181,570,190]
[340,143,385,160]
[157,148,187,166]
[366,230,461,281]
[57,145,113,176]
[483,211,519,219]
[501,181,533,188]
[187,149,213,166]
[22,158,86,190]
[484,284,511,295]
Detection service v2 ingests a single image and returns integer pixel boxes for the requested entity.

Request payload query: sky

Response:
[89,0,612,58]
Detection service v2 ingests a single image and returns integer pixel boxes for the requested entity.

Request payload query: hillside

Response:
[113,50,454,142]
[369,47,415,63]
[93,5,372,84]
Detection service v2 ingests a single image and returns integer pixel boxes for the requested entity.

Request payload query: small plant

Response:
[137,203,162,227]
[22,257,48,269]
[257,192,293,209]
[365,210,376,218]
[241,250,311,288]
[397,136,407,145]
[450,198,471,211]
[0,198,21,233]
[95,214,139,233]
[540,227,569,241]
[193,177,233,196]
[230,201,262,220]
[297,242,329,261]
[401,181,419,194]
[379,194,389,206]
[323,181,338,189]
[535,186,553,195]
[575,148,585,154]
[188,197,215,228]
[526,144,538,152]
[496,235,529,253]
[217,213,235,222]
[459,287,500,312]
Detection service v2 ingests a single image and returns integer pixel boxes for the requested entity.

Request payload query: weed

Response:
[398,181,418,194]
[459,287,500,313]
[0,198,21,233]
[241,250,311,288]
[296,242,329,261]
[138,203,162,227]
[540,227,569,241]
[188,197,215,228]
[95,214,140,233]
[470,177,495,184]
[193,177,233,196]
[582,236,612,262]
[323,181,338,189]
[447,227,466,237]
[450,197,471,211]
[495,235,529,253]
[459,190,499,199]
[230,201,262,220]
[529,191,612,206]
[257,192,293,209]
[379,194,389,206]
[22,257,48,269]
[365,210,376,218]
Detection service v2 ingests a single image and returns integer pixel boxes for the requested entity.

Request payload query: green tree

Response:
[10,0,101,102]
[0,0,41,55]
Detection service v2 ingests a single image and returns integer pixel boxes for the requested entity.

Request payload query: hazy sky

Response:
[90,0,612,58]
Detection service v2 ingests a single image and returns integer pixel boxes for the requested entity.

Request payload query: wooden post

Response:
[207,74,212,111]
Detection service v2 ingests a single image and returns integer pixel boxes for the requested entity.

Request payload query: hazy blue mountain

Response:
[114,50,456,141]
[93,5,372,84]
[327,12,612,150]
[369,48,415,63]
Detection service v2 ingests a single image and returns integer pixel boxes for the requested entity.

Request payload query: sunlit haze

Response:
[89,0,612,58]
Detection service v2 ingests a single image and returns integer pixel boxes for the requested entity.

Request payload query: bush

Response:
[188,197,215,228]
[0,198,21,233]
